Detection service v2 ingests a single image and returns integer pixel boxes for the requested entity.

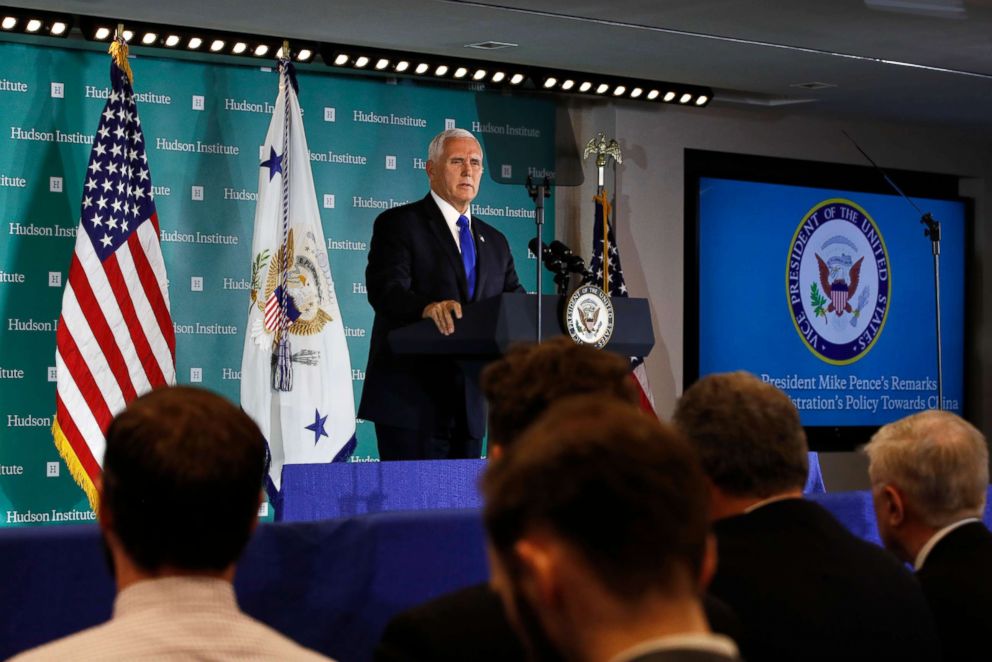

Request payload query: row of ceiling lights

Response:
[0,6,712,107]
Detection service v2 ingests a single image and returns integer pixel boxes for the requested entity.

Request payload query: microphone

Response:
[528,238,566,275]
[548,240,591,278]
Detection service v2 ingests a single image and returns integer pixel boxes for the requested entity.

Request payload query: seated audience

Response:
[865,409,992,662]
[13,386,330,661]
[483,396,740,662]
[672,371,940,662]
[375,338,641,661]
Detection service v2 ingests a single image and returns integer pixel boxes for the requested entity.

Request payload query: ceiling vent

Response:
[464,41,517,50]
[789,81,837,90]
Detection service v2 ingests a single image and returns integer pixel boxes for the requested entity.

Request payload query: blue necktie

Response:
[457,214,476,300]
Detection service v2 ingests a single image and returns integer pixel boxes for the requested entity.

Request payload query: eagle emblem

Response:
[815,253,864,317]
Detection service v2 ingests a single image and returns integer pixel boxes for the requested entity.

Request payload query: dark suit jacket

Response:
[374,583,743,662]
[709,498,940,662]
[358,194,523,439]
[917,520,992,662]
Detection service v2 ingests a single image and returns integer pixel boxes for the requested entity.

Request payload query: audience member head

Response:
[482,396,713,662]
[672,371,808,519]
[99,386,267,583]
[480,336,638,455]
[864,409,988,563]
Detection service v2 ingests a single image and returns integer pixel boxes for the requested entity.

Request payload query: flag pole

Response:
[582,133,622,293]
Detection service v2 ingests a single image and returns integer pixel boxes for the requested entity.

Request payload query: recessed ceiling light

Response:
[415,63,430,74]
[50,21,67,35]
[355,56,370,67]
[165,35,181,47]
[579,82,592,92]
[142,32,157,45]
[26,19,41,32]
[491,71,506,83]
[509,73,525,85]
[334,53,349,65]
[2,17,17,31]
[395,61,410,72]
[188,37,203,49]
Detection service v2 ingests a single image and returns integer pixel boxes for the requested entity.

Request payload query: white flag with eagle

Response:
[241,58,356,498]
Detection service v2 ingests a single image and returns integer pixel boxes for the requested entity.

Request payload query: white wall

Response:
[557,100,992,432]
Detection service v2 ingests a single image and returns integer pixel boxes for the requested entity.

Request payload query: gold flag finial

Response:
[108,25,134,85]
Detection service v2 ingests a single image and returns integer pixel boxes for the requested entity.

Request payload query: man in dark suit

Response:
[358,128,524,461]
[673,371,941,662]
[865,409,992,662]
[484,397,741,662]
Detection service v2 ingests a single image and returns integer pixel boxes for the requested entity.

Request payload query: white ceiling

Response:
[11,0,992,129]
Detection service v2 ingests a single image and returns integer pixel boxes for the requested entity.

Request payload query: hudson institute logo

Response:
[786,199,890,365]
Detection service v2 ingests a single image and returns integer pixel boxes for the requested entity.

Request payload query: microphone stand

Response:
[922,213,943,409]
[527,175,551,343]
[843,131,945,411]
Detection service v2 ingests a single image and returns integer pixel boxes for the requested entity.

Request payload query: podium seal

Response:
[564,284,615,348]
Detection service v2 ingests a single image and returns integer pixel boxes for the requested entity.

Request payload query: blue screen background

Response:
[697,177,966,426]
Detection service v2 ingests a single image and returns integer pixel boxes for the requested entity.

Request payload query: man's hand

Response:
[422,300,462,336]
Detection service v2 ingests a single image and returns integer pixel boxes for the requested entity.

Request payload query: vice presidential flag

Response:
[53,37,176,509]
[589,189,655,412]
[241,59,356,496]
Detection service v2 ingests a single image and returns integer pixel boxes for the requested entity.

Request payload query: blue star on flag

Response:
[305,409,329,445]
[260,146,283,181]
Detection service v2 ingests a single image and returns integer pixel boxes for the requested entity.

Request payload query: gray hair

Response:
[865,410,988,528]
[427,128,480,163]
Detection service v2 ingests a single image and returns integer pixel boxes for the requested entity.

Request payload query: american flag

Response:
[52,38,175,509]
[589,189,655,412]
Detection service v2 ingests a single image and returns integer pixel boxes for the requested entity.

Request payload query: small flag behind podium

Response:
[53,37,176,509]
[241,58,356,500]
[589,189,655,412]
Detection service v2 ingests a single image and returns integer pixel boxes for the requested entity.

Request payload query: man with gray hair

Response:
[865,409,992,662]
[359,128,524,460]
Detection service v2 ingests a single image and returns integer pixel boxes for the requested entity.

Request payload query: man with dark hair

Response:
[484,396,739,662]
[673,371,940,662]
[14,386,329,661]
[375,338,639,661]
[865,409,992,662]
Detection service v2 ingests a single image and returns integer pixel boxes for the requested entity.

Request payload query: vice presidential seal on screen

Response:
[786,198,891,365]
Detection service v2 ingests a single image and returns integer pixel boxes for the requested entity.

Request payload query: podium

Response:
[388,292,654,358]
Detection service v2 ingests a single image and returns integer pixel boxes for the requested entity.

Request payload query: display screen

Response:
[686,151,969,450]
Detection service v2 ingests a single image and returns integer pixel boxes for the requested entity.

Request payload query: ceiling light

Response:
[94,26,111,40]
[561,79,575,90]
[395,61,410,72]
[333,53,349,65]
[473,69,486,80]
[596,83,609,94]
[142,33,157,45]
[543,77,557,88]
[1,17,16,30]
[375,58,390,70]
[630,87,643,98]
[579,81,592,92]
[435,64,449,76]
[255,44,270,57]
[663,91,676,101]
[355,56,370,68]
[613,85,626,96]
[210,39,225,52]
[679,92,692,103]
[232,42,247,54]
[415,63,429,74]
[165,35,181,47]
[491,71,506,83]
[454,67,468,78]
[188,37,203,49]
[695,95,709,106]
[123,30,134,42]
[25,19,41,33]
[50,21,68,36]
[509,73,525,85]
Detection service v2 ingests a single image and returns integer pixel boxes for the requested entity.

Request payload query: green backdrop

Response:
[0,39,556,527]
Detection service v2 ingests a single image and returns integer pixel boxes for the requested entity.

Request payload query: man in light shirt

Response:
[483,396,741,662]
[673,371,939,662]
[359,128,524,460]
[865,409,992,662]
[13,386,330,661]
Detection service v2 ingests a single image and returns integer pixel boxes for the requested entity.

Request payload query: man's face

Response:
[427,136,483,212]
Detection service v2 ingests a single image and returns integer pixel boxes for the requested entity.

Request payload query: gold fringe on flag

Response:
[52,417,99,512]
[594,189,613,292]
[109,37,134,86]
